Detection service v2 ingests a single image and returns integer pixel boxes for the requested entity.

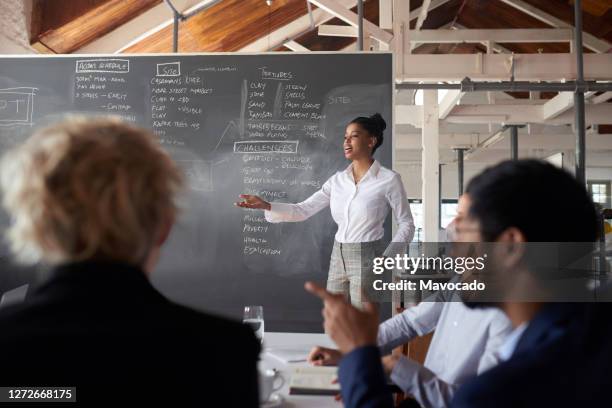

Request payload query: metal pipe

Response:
[357,0,364,51]
[438,163,443,230]
[166,0,224,53]
[164,0,181,15]
[575,93,586,183]
[164,0,181,53]
[172,10,180,53]
[395,80,612,92]
[575,0,585,88]
[574,0,586,185]
[509,125,518,160]
[455,148,466,196]
[599,208,608,274]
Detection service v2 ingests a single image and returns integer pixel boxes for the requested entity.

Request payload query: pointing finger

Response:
[305,281,335,301]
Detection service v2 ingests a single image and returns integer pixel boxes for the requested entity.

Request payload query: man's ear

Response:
[497,227,527,244]
[496,227,527,269]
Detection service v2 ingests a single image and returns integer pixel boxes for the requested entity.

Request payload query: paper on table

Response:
[266,346,311,363]
[289,366,340,395]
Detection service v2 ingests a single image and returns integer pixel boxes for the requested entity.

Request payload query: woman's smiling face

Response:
[343,123,376,160]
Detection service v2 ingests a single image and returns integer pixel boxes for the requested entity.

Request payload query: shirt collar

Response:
[345,160,381,181]
[370,160,381,177]
[497,322,529,362]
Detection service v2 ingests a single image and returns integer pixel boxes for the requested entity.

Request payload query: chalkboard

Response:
[0,53,393,331]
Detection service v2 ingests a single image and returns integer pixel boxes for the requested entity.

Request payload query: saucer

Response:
[261,393,283,407]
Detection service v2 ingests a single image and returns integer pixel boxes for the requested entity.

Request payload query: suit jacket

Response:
[0,261,261,407]
[338,346,394,408]
[451,303,612,408]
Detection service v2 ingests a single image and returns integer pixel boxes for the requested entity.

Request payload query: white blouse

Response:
[264,160,415,244]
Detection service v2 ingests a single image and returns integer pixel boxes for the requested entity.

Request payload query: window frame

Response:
[587,180,611,208]
[408,198,459,243]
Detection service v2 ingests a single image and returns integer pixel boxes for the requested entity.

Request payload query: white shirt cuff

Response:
[390,355,421,394]
[264,202,293,223]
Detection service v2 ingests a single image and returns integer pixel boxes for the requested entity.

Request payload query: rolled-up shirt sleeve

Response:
[378,300,444,355]
[376,292,451,408]
[390,356,458,408]
[264,178,331,223]
[385,173,414,245]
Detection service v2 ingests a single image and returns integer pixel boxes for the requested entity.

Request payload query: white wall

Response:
[396,157,612,200]
[396,162,485,199]
[0,0,34,54]
[587,167,612,181]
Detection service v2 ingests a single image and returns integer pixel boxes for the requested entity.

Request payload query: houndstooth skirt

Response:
[326,239,384,308]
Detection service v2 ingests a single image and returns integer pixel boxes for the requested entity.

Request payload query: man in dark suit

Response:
[450,160,603,407]
[451,303,612,408]
[307,160,607,408]
[0,118,260,406]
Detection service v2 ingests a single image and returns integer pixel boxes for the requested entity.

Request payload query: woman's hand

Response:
[307,346,342,366]
[235,194,271,210]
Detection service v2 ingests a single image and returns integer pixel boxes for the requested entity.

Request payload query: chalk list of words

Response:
[73,59,136,123]
[68,58,358,260]
[237,67,332,258]
[149,61,213,146]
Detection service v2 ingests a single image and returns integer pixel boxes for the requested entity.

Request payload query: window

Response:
[440,200,459,229]
[408,199,459,243]
[588,180,611,208]
[409,199,423,243]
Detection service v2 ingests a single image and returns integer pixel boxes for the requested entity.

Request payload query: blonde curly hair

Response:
[1,116,183,265]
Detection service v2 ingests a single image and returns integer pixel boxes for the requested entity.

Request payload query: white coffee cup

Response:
[259,368,284,403]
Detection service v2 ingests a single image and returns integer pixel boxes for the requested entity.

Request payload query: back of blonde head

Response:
[1,116,183,265]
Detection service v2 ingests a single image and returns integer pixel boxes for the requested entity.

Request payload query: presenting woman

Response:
[236,113,415,307]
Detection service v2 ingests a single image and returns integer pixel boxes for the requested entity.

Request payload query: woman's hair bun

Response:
[349,113,386,154]
[369,113,386,132]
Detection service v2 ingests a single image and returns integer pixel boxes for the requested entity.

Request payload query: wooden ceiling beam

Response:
[499,0,612,53]
[76,0,219,54]
[318,24,362,37]
[592,92,612,104]
[319,0,453,43]
[439,90,465,119]
[379,0,392,29]
[124,0,309,53]
[397,103,612,126]
[33,0,161,54]
[542,92,575,119]
[283,40,310,51]
[240,0,359,52]
[415,0,433,31]
[307,0,392,44]
[397,53,612,82]
[408,28,574,44]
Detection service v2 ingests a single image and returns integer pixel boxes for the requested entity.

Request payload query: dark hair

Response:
[350,113,386,154]
[465,159,598,242]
